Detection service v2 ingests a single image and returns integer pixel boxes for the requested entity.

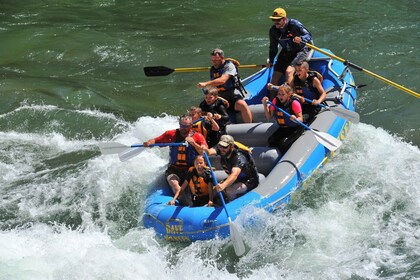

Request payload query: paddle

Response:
[270,85,360,124]
[144,64,265,77]
[304,98,360,124]
[303,42,419,99]
[267,101,342,151]
[99,142,185,161]
[203,152,246,257]
[99,117,205,161]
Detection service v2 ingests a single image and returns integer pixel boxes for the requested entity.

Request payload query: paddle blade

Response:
[228,218,246,256]
[99,142,129,155]
[329,106,360,124]
[311,130,342,152]
[144,66,175,77]
[118,147,145,162]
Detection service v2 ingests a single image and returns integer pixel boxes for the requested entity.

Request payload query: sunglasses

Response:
[272,18,283,24]
[179,123,191,129]
[218,144,230,149]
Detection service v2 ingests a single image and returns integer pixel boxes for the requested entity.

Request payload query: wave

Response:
[0,115,419,279]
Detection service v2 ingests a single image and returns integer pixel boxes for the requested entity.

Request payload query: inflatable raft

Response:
[143,48,358,242]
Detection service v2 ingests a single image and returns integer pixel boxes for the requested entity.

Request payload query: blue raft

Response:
[143,49,358,242]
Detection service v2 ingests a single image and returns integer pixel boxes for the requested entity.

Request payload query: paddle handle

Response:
[266,101,310,131]
[270,84,326,108]
[203,152,230,218]
[302,97,328,109]
[303,42,419,98]
[193,117,205,124]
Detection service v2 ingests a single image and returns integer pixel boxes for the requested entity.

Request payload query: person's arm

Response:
[292,19,312,43]
[207,182,214,207]
[186,133,208,155]
[216,167,241,192]
[204,147,217,156]
[215,103,230,123]
[169,179,188,205]
[198,74,230,88]
[143,139,155,146]
[262,96,273,121]
[205,113,220,132]
[143,130,174,146]
[290,100,303,123]
[311,78,327,106]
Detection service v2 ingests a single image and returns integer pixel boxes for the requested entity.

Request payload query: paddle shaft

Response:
[269,84,359,123]
[304,42,419,98]
[302,97,360,123]
[175,64,265,72]
[267,100,342,151]
[132,143,184,148]
[203,152,230,218]
[267,101,310,131]
[203,152,246,256]
[144,64,265,76]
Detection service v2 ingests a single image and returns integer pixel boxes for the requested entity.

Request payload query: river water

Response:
[1,0,419,279]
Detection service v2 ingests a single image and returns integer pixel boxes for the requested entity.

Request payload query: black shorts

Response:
[165,165,188,184]
[268,126,305,154]
[245,177,259,191]
[302,104,321,123]
[235,176,259,192]
[191,195,210,207]
[177,188,210,207]
[219,90,243,112]
[274,47,310,74]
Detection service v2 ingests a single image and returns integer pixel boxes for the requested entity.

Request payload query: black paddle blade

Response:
[144,66,175,77]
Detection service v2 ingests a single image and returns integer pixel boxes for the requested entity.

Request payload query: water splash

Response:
[1,116,419,279]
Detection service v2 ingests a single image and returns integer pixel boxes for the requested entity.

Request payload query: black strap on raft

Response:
[227,58,247,98]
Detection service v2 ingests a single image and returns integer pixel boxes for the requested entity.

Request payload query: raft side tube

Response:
[209,146,281,176]
[236,104,272,123]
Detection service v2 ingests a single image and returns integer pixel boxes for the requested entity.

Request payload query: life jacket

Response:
[221,142,258,182]
[273,96,300,127]
[218,96,230,109]
[210,58,246,97]
[199,98,229,132]
[187,167,211,197]
[192,121,208,139]
[277,19,311,53]
[169,130,197,167]
[294,70,323,100]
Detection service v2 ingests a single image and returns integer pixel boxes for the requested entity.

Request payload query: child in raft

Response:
[169,155,214,207]
[262,83,304,154]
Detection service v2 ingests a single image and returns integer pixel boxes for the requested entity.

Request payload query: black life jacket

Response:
[220,144,258,182]
[209,58,246,97]
[199,98,229,132]
[273,96,300,127]
[294,70,323,100]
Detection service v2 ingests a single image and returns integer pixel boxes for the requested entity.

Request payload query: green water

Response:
[1,0,418,143]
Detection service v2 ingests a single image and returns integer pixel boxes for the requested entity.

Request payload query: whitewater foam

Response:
[1,117,419,279]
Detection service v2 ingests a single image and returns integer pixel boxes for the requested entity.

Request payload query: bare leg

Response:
[235,99,252,123]
[269,71,283,100]
[224,182,248,201]
[167,174,181,194]
[285,65,295,86]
